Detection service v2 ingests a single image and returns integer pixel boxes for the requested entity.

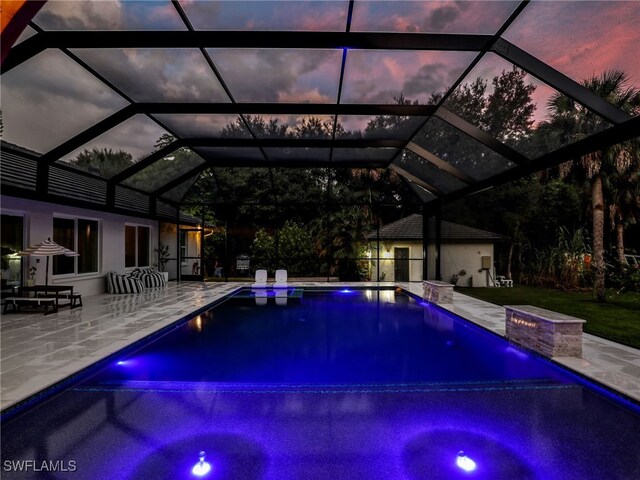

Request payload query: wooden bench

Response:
[3,297,58,316]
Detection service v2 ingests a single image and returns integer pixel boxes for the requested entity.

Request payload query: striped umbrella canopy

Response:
[18,238,79,286]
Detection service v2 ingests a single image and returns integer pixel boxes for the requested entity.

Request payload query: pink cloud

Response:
[278,88,335,103]
[503,1,640,86]
[342,50,476,103]
[351,1,518,34]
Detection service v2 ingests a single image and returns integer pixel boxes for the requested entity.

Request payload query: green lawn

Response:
[456,286,640,350]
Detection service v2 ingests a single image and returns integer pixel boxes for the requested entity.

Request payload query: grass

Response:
[456,286,640,350]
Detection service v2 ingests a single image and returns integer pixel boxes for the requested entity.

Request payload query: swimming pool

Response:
[2,288,639,479]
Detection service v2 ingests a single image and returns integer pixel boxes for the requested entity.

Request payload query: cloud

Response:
[503,1,640,86]
[403,62,457,98]
[72,48,229,103]
[342,50,476,103]
[210,49,341,103]
[33,0,185,30]
[1,49,128,153]
[426,4,459,31]
[351,1,519,34]
[278,88,335,103]
[180,0,346,31]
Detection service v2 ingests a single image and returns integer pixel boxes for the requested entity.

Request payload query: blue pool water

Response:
[2,289,640,479]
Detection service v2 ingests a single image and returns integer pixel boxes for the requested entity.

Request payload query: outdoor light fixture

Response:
[192,451,211,477]
[456,451,477,472]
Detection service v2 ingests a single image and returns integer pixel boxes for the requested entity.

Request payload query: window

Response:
[53,217,99,275]
[179,230,187,264]
[125,225,150,268]
[1,214,24,286]
[78,219,99,273]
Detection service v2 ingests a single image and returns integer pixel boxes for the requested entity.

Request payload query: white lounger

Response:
[273,269,288,289]
[251,269,268,288]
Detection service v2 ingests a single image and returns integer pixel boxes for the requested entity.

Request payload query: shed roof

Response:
[370,214,506,241]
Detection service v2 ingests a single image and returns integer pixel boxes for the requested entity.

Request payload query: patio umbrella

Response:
[18,238,79,286]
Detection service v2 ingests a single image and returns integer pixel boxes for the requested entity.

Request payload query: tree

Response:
[543,70,640,301]
[607,169,640,269]
[250,227,275,272]
[484,67,536,144]
[68,148,134,178]
[419,67,537,176]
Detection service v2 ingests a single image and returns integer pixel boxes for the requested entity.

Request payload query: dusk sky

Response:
[1,0,637,173]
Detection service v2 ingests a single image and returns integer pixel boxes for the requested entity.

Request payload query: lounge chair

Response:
[254,289,268,306]
[275,289,288,306]
[273,269,288,289]
[251,269,268,288]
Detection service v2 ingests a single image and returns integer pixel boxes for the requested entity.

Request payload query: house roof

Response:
[369,214,506,242]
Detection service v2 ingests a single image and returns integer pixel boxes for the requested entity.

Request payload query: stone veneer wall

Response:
[422,280,453,305]
[505,305,585,358]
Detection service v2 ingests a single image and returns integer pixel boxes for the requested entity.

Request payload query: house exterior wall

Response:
[370,239,494,287]
[371,242,423,282]
[1,195,158,295]
[159,222,201,280]
[429,242,494,287]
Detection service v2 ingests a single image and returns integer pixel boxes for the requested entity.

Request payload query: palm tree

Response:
[544,70,640,302]
[608,170,640,269]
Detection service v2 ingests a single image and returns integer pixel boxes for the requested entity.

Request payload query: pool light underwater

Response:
[340,289,353,293]
[192,451,211,477]
[456,451,476,472]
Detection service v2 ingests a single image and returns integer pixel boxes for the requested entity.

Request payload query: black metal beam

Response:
[422,203,429,280]
[329,0,355,167]
[183,200,417,207]
[1,34,45,73]
[388,164,443,197]
[490,38,631,125]
[443,115,640,202]
[106,183,115,209]
[435,108,530,166]
[36,161,49,194]
[183,138,405,148]
[403,177,434,203]
[434,202,442,280]
[158,156,391,170]
[154,163,208,197]
[109,140,184,184]
[406,142,476,184]
[41,106,136,163]
[9,30,493,52]
[138,103,436,116]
